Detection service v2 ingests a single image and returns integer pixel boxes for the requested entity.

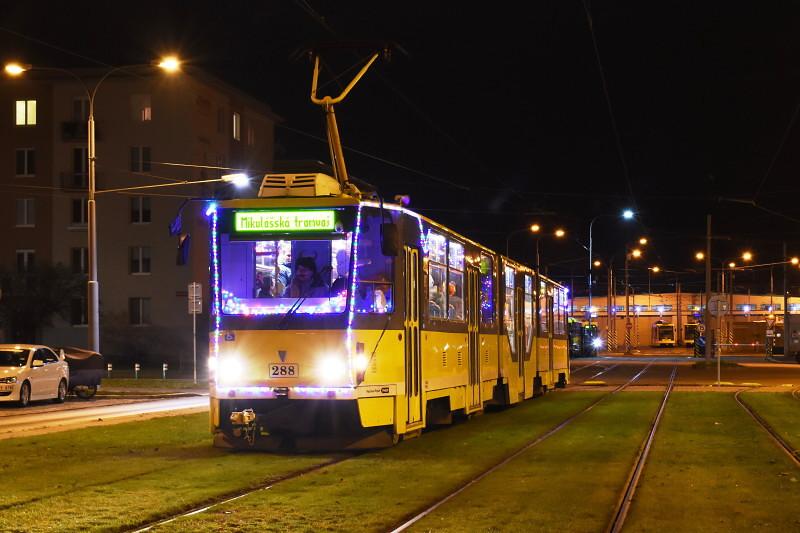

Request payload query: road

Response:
[0,395,208,440]
[571,356,800,388]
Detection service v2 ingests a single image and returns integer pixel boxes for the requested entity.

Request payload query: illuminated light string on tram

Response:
[208,202,221,359]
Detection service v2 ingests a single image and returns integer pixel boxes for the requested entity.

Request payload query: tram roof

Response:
[216,196,564,290]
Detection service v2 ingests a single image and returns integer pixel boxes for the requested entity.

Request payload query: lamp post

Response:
[588,209,634,328]
[624,246,643,354]
[5,58,181,352]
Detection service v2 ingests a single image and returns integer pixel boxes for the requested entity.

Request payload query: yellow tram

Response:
[206,173,570,449]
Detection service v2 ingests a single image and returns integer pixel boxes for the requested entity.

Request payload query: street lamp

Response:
[742,251,753,262]
[4,57,181,352]
[505,223,541,258]
[587,208,635,326]
[695,251,705,261]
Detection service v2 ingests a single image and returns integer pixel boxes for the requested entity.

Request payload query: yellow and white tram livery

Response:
[207,174,569,449]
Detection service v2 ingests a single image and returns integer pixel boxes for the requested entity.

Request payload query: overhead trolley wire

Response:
[580,0,639,212]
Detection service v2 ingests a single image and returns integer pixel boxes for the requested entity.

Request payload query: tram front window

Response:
[219,235,352,315]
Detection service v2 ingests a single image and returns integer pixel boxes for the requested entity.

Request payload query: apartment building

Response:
[1,67,279,366]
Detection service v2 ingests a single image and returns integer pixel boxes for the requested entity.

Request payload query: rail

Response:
[607,366,677,533]
[389,362,655,532]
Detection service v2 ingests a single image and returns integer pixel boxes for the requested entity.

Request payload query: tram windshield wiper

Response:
[278,295,307,329]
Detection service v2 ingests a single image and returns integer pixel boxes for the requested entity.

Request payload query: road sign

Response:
[188,299,202,314]
[188,282,202,315]
[766,316,776,328]
[698,324,706,333]
[707,295,729,317]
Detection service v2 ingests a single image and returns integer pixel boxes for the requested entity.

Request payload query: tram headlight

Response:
[317,355,347,382]
[353,354,369,373]
[218,354,244,384]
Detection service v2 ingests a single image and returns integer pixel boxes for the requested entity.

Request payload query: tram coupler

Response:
[230,408,258,445]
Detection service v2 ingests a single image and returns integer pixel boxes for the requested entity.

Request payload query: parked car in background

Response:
[0,344,69,406]
[54,346,104,398]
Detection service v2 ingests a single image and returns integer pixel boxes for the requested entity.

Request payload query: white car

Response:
[0,344,69,407]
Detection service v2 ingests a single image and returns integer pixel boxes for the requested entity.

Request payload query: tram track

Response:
[126,454,356,532]
[123,362,655,532]
[569,360,602,374]
[580,363,622,383]
[734,390,800,468]
[388,361,655,533]
[606,365,678,533]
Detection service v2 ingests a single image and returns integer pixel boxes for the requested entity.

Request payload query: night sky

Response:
[3,1,800,295]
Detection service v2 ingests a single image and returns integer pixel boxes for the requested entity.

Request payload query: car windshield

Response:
[0,349,28,367]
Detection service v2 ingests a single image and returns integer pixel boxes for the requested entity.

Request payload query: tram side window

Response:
[479,255,495,326]
[447,241,464,320]
[538,281,549,334]
[504,266,516,353]
[354,209,394,313]
[426,232,465,321]
[554,288,566,335]
[524,275,534,353]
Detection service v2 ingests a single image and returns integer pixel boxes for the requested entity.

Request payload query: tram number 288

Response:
[269,364,298,377]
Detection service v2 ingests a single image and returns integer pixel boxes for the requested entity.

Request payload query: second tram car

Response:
[207,174,569,449]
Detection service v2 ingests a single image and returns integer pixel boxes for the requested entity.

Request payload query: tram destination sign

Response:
[234,210,335,233]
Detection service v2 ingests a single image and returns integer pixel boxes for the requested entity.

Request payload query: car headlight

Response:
[591,338,603,349]
[0,377,18,384]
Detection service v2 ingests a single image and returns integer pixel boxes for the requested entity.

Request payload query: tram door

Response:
[404,246,423,426]
[516,281,526,399]
[466,265,481,410]
[546,289,555,381]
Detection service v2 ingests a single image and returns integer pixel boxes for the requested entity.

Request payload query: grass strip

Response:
[624,393,800,531]
[100,378,207,391]
[152,391,606,532]
[410,392,664,532]
[739,392,800,452]
[0,413,334,532]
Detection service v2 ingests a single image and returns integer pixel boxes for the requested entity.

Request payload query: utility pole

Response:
[607,263,614,351]
[704,214,712,361]
[784,241,790,359]
[625,252,632,354]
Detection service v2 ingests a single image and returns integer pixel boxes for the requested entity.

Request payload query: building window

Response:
[72,147,88,187]
[246,125,255,146]
[130,146,151,172]
[15,198,35,227]
[73,98,89,121]
[16,250,35,272]
[129,297,151,326]
[15,100,36,125]
[15,148,35,176]
[130,197,151,223]
[141,106,152,121]
[71,198,87,226]
[130,246,151,274]
[70,297,88,326]
[130,94,152,122]
[71,247,88,274]
[232,111,241,140]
